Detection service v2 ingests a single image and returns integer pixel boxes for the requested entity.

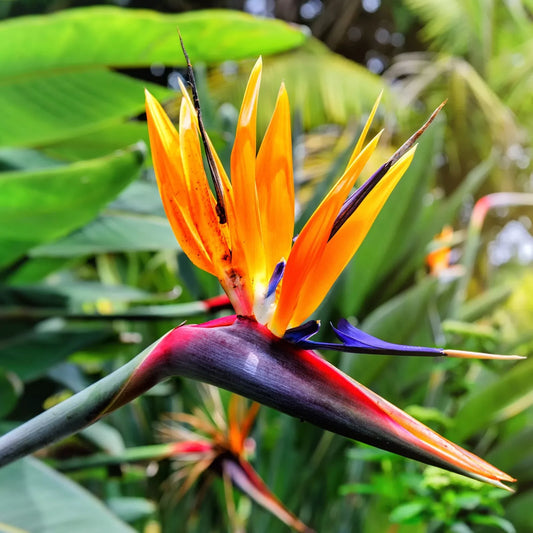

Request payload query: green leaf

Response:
[0,70,170,148]
[32,213,177,257]
[0,321,113,382]
[389,501,426,524]
[0,370,20,419]
[487,426,533,473]
[0,147,64,172]
[4,257,74,285]
[506,492,533,533]
[0,7,306,77]
[43,123,153,164]
[450,356,533,441]
[469,513,516,533]
[107,497,156,523]
[0,7,305,148]
[0,281,149,310]
[81,422,125,455]
[361,277,440,346]
[0,144,145,269]
[0,457,134,533]
[456,285,512,322]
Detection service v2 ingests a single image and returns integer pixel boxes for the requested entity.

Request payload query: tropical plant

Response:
[0,5,532,533]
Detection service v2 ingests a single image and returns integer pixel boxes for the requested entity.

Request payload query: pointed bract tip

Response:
[469,472,516,492]
[177,77,189,99]
[144,88,154,102]
[252,56,263,74]
[445,349,526,360]
[177,27,189,61]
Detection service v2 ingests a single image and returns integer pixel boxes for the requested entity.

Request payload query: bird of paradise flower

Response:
[158,386,312,532]
[0,40,522,496]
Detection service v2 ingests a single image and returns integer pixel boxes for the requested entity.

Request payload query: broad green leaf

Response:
[0,321,113,381]
[0,281,150,310]
[450,356,533,441]
[31,212,177,257]
[81,422,126,455]
[456,285,512,322]
[389,157,491,305]
[487,426,533,475]
[0,7,306,77]
[0,144,145,269]
[107,497,156,523]
[108,178,166,215]
[469,514,516,533]
[0,457,134,533]
[0,7,305,148]
[0,70,170,148]
[5,257,75,285]
[0,147,63,172]
[31,178,176,257]
[43,123,153,164]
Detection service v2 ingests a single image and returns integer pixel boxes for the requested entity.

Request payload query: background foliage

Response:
[1,1,532,532]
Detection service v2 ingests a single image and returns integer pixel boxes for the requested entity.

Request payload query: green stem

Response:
[0,301,207,321]
[53,443,174,471]
[0,344,153,467]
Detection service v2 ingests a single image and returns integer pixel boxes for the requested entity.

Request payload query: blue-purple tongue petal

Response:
[296,318,444,357]
[266,260,286,298]
[283,320,321,343]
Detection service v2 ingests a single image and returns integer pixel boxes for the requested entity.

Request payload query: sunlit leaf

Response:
[0,145,145,269]
[0,70,170,148]
[451,356,533,441]
[0,457,134,533]
[0,321,113,382]
[0,7,306,77]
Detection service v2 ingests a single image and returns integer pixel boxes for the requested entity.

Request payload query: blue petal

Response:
[296,319,444,357]
[266,260,286,298]
[283,320,320,343]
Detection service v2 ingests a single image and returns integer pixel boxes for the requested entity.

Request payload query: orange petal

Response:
[270,132,383,336]
[224,457,313,533]
[289,146,415,328]
[230,58,266,297]
[360,383,516,487]
[256,84,294,282]
[145,90,214,275]
[228,395,260,454]
[347,91,382,167]
[178,96,231,275]
[177,77,235,212]
[176,80,253,313]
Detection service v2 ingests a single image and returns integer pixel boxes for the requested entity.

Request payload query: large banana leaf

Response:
[0,7,306,76]
[0,70,170,148]
[0,144,145,269]
[0,457,134,533]
[0,7,306,148]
